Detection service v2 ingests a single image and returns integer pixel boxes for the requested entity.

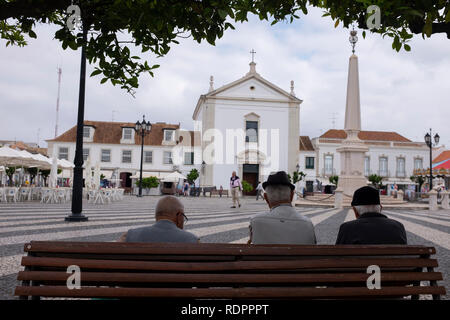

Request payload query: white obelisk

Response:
[335,29,369,207]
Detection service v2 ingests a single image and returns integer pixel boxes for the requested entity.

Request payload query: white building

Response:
[47,121,201,189]
[193,61,301,191]
[298,129,429,194]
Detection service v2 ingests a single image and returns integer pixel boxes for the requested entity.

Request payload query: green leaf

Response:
[28,30,37,39]
[68,41,78,50]
[100,78,108,84]
[334,19,339,28]
[404,44,411,51]
[218,9,228,20]
[362,30,366,39]
[90,69,102,76]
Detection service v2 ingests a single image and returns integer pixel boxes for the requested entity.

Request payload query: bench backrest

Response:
[15,241,446,300]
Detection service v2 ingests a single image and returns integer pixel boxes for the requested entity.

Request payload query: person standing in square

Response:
[230,171,242,208]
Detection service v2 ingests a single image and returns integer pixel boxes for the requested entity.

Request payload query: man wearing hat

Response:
[336,186,407,244]
[248,171,316,244]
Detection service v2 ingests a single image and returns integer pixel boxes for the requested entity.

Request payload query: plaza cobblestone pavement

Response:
[0,195,448,300]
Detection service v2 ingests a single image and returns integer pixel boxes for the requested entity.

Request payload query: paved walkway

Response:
[0,195,448,299]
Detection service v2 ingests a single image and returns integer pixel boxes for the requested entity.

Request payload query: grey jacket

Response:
[250,204,316,244]
[126,219,199,243]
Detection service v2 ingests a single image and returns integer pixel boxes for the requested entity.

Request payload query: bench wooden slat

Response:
[15,285,446,299]
[21,256,438,271]
[24,242,436,256]
[17,271,443,284]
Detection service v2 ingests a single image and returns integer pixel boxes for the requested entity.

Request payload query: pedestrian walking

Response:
[230,171,242,208]
[256,181,263,200]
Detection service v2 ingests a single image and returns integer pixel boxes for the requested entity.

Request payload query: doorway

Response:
[242,164,259,196]
[120,172,132,188]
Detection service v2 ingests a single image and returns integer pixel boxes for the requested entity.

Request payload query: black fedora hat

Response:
[262,171,295,190]
[351,186,380,206]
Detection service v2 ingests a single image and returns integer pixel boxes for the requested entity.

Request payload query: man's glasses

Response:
[180,213,188,224]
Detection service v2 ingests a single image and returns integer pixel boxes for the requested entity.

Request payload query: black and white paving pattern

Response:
[0,195,448,300]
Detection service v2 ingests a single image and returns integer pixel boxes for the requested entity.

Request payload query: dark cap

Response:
[351,186,380,206]
[262,171,295,190]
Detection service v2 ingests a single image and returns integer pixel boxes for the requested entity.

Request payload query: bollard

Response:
[334,189,343,209]
[428,190,438,211]
[441,191,449,210]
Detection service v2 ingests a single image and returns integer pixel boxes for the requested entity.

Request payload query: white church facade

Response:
[193,61,301,190]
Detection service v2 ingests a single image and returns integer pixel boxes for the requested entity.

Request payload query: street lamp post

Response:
[135,115,151,197]
[424,128,440,190]
[66,13,89,222]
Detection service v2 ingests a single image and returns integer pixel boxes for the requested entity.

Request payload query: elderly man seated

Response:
[118,195,199,243]
[248,171,316,244]
[336,186,407,244]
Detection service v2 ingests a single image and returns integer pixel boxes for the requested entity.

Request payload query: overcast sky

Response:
[0,7,449,148]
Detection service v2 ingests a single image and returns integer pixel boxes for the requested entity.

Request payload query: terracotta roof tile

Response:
[320,129,411,142]
[47,121,182,146]
[433,150,450,163]
[299,136,314,151]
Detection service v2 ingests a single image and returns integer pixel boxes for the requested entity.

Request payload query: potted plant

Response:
[135,176,160,195]
[242,180,253,195]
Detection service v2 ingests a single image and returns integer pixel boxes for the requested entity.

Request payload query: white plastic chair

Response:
[5,188,18,203]
[101,189,112,204]
[117,188,124,200]
[40,188,54,203]
[88,190,98,204]
[31,187,42,201]
[19,188,31,202]
[65,188,72,202]
[55,189,67,203]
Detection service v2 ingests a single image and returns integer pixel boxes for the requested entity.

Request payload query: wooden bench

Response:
[210,189,229,198]
[15,241,446,300]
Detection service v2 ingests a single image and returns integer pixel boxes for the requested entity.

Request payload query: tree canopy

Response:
[1,0,448,94]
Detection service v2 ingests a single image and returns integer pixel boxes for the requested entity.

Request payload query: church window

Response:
[245,121,258,143]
